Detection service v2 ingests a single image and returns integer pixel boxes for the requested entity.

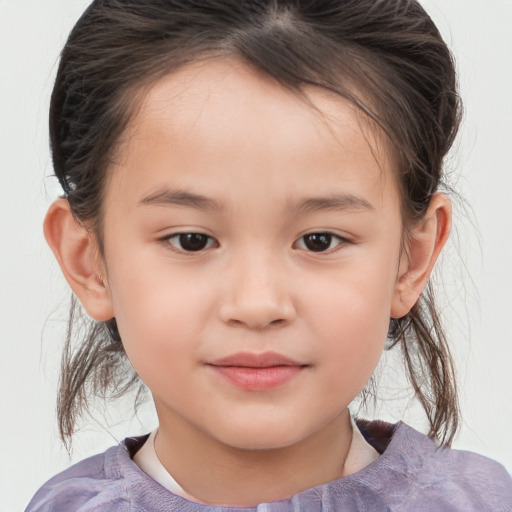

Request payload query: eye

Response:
[165,233,217,252]
[295,232,347,253]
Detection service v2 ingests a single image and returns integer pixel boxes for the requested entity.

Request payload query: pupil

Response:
[180,233,208,251]
[304,234,331,252]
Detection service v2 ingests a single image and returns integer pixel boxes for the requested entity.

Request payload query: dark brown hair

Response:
[51,0,461,449]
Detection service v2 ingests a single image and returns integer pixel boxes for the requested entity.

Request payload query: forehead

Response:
[111,58,398,210]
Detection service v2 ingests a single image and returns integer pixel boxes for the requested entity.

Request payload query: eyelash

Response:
[294,232,349,253]
[162,231,350,254]
[163,233,217,252]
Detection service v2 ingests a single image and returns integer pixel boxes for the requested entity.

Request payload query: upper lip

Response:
[208,351,305,368]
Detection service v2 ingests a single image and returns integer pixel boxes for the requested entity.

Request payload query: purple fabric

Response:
[25,421,512,511]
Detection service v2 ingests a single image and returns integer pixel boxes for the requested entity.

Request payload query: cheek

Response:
[315,289,389,365]
[308,251,397,332]
[304,257,398,388]
[312,302,387,408]
[106,261,211,377]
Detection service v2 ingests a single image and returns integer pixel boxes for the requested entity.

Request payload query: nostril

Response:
[226,317,288,330]
[219,294,296,330]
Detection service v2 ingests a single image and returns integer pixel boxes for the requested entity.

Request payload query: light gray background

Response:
[1,1,511,510]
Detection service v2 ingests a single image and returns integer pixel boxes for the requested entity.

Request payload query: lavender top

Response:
[25,421,512,511]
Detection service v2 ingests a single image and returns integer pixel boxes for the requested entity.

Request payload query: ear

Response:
[391,193,451,318]
[44,198,114,322]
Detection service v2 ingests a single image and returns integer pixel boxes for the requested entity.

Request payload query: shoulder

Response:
[417,436,512,510]
[361,421,512,511]
[24,437,147,512]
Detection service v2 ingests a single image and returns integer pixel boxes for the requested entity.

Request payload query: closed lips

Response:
[207,352,308,391]
[207,351,307,368]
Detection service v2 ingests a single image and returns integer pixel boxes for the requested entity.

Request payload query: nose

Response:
[218,250,296,330]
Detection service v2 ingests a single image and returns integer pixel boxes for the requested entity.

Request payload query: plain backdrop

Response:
[1,1,511,510]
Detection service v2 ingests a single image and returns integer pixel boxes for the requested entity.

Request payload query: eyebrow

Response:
[139,188,373,214]
[139,189,221,211]
[293,194,374,214]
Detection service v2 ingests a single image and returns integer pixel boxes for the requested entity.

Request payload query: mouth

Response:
[206,351,308,391]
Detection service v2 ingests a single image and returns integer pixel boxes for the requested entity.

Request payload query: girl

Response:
[25,0,512,510]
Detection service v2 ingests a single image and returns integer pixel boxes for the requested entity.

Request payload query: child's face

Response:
[101,59,405,450]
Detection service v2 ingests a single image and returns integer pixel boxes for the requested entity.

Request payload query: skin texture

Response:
[44,58,451,506]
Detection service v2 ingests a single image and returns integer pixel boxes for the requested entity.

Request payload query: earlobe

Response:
[390,194,451,319]
[43,198,114,322]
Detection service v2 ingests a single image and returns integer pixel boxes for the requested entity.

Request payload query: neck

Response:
[153,408,353,507]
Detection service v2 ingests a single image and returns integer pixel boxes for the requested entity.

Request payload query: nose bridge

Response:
[220,244,295,329]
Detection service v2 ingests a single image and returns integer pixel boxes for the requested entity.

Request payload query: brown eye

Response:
[297,233,345,252]
[167,233,215,252]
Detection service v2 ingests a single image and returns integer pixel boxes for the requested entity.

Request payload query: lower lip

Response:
[209,365,305,391]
